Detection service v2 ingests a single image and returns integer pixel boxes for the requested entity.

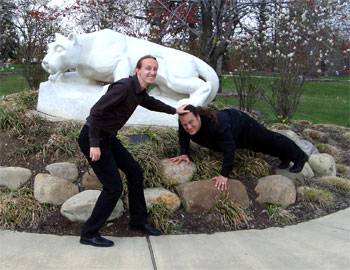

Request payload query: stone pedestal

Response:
[37,81,179,127]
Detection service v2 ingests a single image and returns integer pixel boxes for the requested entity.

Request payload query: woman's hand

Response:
[170,155,190,165]
[211,175,228,190]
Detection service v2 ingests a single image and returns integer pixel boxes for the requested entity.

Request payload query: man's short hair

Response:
[136,55,157,69]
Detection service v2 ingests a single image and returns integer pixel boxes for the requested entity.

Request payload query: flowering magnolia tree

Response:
[64,0,150,37]
[229,0,349,122]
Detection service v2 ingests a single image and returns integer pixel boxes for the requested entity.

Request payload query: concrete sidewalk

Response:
[0,208,349,270]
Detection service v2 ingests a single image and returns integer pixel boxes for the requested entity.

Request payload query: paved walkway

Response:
[0,208,349,270]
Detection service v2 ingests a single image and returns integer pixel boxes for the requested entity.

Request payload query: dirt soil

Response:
[0,121,349,237]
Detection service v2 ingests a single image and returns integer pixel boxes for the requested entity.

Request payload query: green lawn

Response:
[220,75,350,127]
[0,75,30,95]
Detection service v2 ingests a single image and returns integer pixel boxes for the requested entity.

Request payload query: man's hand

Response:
[90,147,101,161]
[176,104,189,114]
[170,155,190,165]
[211,175,228,190]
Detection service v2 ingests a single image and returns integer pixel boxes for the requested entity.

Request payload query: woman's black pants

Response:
[78,125,147,237]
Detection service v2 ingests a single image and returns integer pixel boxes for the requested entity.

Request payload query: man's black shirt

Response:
[178,108,247,177]
[88,75,176,147]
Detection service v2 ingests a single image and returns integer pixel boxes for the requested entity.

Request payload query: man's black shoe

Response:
[277,160,290,169]
[80,235,114,247]
[289,155,309,173]
[129,223,162,236]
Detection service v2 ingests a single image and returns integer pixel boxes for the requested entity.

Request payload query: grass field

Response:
[1,69,349,127]
[221,75,350,127]
[0,75,30,95]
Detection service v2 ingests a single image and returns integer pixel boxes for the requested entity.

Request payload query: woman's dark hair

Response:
[181,105,218,124]
[136,55,157,69]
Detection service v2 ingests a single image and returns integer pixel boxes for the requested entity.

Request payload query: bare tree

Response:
[0,0,19,66]
[144,0,288,91]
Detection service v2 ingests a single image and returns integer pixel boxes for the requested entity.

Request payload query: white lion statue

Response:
[38,29,219,126]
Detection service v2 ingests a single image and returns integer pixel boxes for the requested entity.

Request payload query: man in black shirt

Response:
[170,105,308,191]
[78,55,188,247]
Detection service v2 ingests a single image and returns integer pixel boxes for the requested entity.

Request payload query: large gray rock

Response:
[0,166,31,190]
[295,139,319,156]
[34,173,79,205]
[159,159,196,185]
[60,190,124,222]
[308,153,336,177]
[255,175,296,207]
[144,187,181,211]
[45,162,79,182]
[276,130,299,141]
[177,179,249,213]
[275,162,314,185]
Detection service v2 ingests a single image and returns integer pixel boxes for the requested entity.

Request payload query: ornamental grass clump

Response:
[148,203,182,234]
[320,176,350,193]
[298,186,334,207]
[264,204,296,225]
[304,129,323,140]
[0,187,54,229]
[315,143,337,156]
[43,121,83,159]
[119,127,180,188]
[212,194,250,228]
[336,164,348,175]
[234,149,270,178]
[119,127,222,186]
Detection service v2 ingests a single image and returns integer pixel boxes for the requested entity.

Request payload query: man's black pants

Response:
[78,125,147,237]
[238,112,307,163]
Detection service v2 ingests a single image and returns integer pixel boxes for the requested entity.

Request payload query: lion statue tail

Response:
[194,57,219,105]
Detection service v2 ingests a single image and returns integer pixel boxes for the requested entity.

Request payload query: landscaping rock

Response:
[81,168,125,190]
[45,162,79,182]
[60,190,124,222]
[144,187,181,211]
[276,130,299,141]
[255,175,296,207]
[82,168,103,190]
[308,153,336,177]
[295,139,319,156]
[343,132,350,140]
[275,162,314,185]
[0,166,31,190]
[177,179,249,213]
[159,158,196,185]
[34,173,79,205]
